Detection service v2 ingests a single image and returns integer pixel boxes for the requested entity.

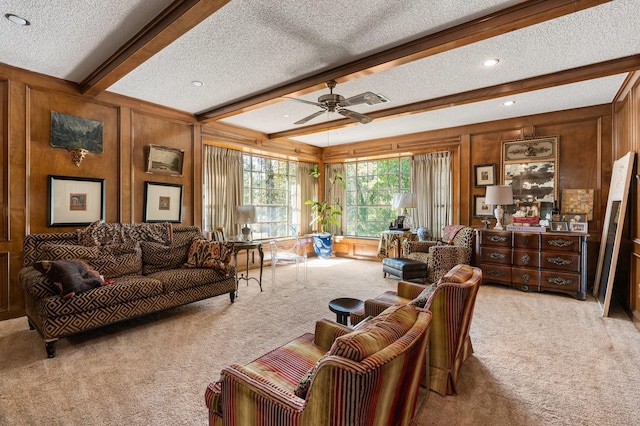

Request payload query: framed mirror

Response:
[501,136,559,203]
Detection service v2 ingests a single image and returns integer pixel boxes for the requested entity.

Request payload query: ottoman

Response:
[382,257,428,282]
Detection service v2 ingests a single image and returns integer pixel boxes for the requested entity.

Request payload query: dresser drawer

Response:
[511,267,540,292]
[541,252,581,273]
[480,231,512,247]
[513,249,540,268]
[541,234,581,253]
[480,263,512,284]
[479,247,512,265]
[540,270,581,294]
[513,232,540,250]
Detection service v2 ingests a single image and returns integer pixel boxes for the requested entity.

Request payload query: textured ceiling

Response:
[1,0,639,147]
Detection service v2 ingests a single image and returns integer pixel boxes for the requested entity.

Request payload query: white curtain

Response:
[203,146,243,236]
[325,163,346,235]
[298,162,317,235]
[411,151,452,239]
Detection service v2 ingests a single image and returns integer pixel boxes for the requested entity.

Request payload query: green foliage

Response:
[305,164,346,234]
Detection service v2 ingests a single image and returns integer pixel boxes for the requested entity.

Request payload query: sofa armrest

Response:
[363,299,396,318]
[397,280,429,299]
[313,319,352,351]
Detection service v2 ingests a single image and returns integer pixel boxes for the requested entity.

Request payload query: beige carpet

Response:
[1,258,639,425]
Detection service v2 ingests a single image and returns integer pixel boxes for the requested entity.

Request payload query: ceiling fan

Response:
[287,80,389,125]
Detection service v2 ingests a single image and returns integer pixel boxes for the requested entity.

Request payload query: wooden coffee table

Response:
[329,297,364,326]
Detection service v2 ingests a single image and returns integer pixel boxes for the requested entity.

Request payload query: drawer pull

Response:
[546,277,573,286]
[488,270,506,277]
[521,273,530,283]
[520,253,531,265]
[489,252,506,260]
[488,235,508,243]
[547,257,572,266]
[522,237,530,245]
[548,239,573,248]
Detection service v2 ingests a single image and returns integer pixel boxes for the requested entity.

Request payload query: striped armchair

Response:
[351,264,482,396]
[205,304,432,426]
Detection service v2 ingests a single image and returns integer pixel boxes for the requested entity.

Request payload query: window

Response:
[243,155,298,239]
[344,158,411,237]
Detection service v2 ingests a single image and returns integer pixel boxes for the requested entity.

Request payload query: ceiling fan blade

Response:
[338,108,373,124]
[294,110,326,125]
[282,96,323,108]
[341,92,389,107]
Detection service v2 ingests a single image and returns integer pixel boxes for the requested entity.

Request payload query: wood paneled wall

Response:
[0,62,631,321]
[613,71,640,328]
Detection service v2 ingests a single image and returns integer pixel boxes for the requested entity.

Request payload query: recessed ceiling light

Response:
[191,80,203,87]
[483,58,500,67]
[503,100,516,106]
[283,114,290,118]
[5,13,30,26]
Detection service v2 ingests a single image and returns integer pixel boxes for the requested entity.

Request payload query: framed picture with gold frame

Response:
[501,136,559,203]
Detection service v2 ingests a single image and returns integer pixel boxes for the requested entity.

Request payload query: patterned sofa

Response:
[18,222,236,358]
[205,304,432,426]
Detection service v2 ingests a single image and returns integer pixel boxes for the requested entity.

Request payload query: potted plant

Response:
[305,164,346,258]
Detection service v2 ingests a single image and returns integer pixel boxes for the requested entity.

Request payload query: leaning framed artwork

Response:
[48,175,105,227]
[146,144,184,176]
[474,164,496,187]
[501,136,559,203]
[143,181,183,223]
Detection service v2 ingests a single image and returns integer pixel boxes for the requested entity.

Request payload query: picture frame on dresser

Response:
[47,175,106,227]
[550,221,568,232]
[569,222,588,233]
[474,164,496,187]
[143,181,183,223]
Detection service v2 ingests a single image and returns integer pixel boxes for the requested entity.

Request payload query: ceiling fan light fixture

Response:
[483,58,500,67]
[5,13,30,26]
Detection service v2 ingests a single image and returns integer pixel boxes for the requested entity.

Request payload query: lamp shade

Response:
[235,205,256,224]
[485,185,514,206]
[392,193,417,209]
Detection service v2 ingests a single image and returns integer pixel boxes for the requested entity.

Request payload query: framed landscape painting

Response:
[146,145,184,176]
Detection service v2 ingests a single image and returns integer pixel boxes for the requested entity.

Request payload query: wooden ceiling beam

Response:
[197,0,611,122]
[268,55,640,139]
[80,0,230,96]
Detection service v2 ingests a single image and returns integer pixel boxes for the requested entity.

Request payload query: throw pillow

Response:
[33,259,105,299]
[408,283,437,308]
[184,238,235,275]
[293,355,326,399]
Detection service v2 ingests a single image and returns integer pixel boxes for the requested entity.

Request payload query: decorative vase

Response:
[313,233,333,259]
[416,227,430,241]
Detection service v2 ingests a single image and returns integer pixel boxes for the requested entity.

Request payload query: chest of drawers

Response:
[475,229,588,300]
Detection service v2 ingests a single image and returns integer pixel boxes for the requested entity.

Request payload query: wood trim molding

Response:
[197,0,612,122]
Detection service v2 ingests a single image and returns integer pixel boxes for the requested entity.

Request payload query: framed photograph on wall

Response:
[48,175,105,227]
[143,181,183,223]
[474,164,496,187]
[473,195,494,218]
[501,136,559,203]
[146,144,184,176]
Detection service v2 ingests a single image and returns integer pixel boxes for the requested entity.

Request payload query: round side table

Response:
[328,297,364,326]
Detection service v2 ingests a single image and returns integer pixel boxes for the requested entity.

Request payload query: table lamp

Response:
[235,205,256,241]
[392,193,417,229]
[485,185,513,230]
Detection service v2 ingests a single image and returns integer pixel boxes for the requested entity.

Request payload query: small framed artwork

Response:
[569,222,588,233]
[48,175,106,227]
[473,195,494,218]
[146,144,184,176]
[474,164,496,187]
[143,181,183,223]
[566,213,587,223]
[550,221,569,232]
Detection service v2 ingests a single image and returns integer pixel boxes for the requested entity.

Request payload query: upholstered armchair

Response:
[351,264,483,396]
[205,304,432,426]
[403,226,474,282]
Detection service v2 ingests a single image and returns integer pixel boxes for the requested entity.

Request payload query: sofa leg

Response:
[229,290,236,303]
[28,318,35,330]
[45,340,58,358]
